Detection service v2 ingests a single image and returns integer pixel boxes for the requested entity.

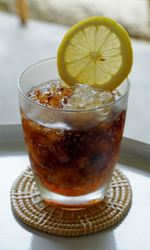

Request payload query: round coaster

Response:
[11,167,132,237]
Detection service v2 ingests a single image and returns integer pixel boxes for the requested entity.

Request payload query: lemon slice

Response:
[57,16,133,90]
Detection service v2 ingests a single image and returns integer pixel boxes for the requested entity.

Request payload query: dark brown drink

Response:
[20,81,126,206]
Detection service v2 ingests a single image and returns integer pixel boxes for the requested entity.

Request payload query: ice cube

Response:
[64,84,115,110]
[98,90,115,104]
[63,84,116,129]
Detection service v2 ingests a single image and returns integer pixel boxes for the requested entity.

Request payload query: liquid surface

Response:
[27,81,120,109]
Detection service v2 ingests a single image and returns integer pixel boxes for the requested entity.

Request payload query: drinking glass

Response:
[18,58,130,208]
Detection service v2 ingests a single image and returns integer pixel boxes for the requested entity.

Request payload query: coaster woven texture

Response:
[11,167,132,237]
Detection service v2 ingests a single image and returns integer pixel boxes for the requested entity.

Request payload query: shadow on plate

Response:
[118,151,150,176]
[11,203,117,250]
[30,229,117,250]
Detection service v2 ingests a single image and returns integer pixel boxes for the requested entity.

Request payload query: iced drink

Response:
[19,67,128,208]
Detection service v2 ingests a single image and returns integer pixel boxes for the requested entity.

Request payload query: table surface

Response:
[0,12,150,144]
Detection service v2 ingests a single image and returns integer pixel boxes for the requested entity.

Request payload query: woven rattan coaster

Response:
[11,167,132,237]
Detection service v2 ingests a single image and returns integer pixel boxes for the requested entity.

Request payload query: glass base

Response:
[35,177,109,210]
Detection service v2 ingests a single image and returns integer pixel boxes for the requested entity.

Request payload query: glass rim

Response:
[18,57,130,113]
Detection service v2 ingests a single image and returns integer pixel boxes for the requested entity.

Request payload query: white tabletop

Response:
[0,12,150,146]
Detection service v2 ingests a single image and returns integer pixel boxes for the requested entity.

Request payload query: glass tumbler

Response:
[18,58,130,209]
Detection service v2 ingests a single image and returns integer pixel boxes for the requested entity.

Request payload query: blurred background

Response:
[0,0,150,143]
[1,0,150,40]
